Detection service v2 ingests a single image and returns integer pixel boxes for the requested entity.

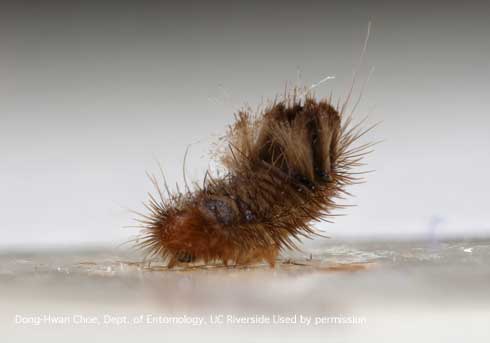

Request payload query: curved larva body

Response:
[136,94,368,267]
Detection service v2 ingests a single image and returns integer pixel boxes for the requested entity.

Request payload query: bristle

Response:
[134,89,372,268]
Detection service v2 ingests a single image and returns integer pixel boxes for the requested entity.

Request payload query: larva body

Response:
[136,93,368,267]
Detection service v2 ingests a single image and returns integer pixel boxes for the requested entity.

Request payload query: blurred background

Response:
[1,2,490,342]
[1,0,489,248]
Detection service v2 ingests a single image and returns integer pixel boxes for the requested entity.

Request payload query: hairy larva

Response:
[132,87,374,268]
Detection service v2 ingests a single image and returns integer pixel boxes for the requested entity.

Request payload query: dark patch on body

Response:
[203,197,235,225]
[202,196,256,225]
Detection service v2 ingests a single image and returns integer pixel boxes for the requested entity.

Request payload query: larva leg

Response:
[265,255,276,268]
[264,247,279,268]
[167,256,178,269]
[236,251,254,266]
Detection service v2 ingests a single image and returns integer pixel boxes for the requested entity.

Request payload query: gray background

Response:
[1,0,489,247]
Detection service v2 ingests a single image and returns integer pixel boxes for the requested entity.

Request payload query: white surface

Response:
[2,239,489,342]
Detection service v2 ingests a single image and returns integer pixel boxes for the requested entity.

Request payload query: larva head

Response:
[137,193,243,264]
